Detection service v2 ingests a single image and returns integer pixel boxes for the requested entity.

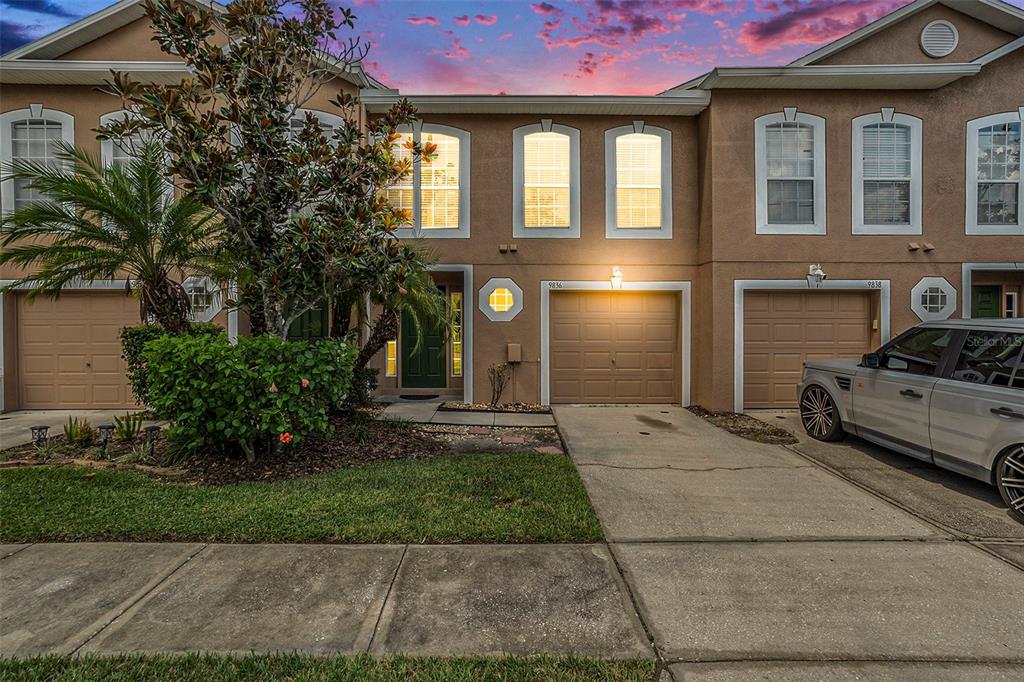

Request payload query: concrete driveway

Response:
[554,405,1024,679]
[0,409,151,449]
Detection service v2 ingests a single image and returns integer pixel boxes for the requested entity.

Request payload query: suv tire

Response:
[994,445,1024,524]
[799,385,846,442]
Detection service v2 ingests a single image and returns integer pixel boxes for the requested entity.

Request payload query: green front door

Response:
[401,307,446,388]
[972,286,1001,318]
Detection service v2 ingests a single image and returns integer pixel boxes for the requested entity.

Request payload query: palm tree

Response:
[0,140,220,333]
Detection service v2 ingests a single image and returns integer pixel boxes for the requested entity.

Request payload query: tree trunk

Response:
[141,277,191,334]
[330,291,357,338]
[354,308,398,372]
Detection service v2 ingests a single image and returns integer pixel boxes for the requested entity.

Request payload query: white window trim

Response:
[604,121,672,239]
[754,109,827,235]
[513,120,581,239]
[478,277,523,322]
[392,121,471,239]
[539,280,692,406]
[910,276,957,321]
[733,279,891,413]
[0,105,75,216]
[965,110,1024,236]
[183,275,224,323]
[961,262,1024,318]
[852,110,922,235]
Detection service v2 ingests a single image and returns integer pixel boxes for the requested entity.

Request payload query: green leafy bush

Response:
[63,417,95,447]
[143,334,355,462]
[121,323,223,406]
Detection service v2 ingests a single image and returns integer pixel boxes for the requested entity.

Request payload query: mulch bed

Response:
[1,408,565,486]
[686,406,799,445]
[439,401,551,414]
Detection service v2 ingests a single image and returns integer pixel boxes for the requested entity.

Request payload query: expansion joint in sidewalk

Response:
[576,462,812,473]
[365,543,408,653]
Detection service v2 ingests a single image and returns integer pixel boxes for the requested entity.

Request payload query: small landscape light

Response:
[98,424,114,454]
[30,425,49,448]
[143,425,161,458]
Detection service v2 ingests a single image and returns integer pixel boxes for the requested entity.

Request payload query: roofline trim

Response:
[360,92,711,115]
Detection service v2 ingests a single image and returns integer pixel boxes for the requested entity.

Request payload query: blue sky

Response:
[3,1,1023,94]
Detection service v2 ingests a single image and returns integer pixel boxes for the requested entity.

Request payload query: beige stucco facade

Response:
[2,0,1022,412]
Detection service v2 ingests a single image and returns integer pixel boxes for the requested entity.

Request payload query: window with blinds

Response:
[765,121,815,224]
[976,121,1021,226]
[862,122,912,225]
[420,132,460,229]
[523,132,571,228]
[385,132,415,221]
[11,119,63,210]
[615,133,661,228]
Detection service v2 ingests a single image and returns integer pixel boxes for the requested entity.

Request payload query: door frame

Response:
[429,264,473,403]
[539,280,692,406]
[962,262,1023,318]
[733,279,891,413]
[400,285,448,389]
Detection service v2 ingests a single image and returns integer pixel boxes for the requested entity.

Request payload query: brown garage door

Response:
[550,291,679,403]
[17,292,138,409]
[743,290,874,409]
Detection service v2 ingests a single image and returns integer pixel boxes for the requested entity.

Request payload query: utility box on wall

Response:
[507,343,521,364]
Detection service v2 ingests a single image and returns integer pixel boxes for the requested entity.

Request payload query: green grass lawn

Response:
[0,654,654,682]
[0,453,603,544]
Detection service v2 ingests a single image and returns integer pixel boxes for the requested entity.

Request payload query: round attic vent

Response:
[920,20,959,58]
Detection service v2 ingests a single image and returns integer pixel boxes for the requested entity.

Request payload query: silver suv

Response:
[798,319,1024,523]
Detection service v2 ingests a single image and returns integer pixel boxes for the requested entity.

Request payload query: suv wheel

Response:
[995,445,1024,524]
[799,385,845,442]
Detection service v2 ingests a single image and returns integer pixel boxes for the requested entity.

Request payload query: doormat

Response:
[399,394,440,401]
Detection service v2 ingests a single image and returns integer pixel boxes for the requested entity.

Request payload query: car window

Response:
[951,331,1024,389]
[882,328,955,376]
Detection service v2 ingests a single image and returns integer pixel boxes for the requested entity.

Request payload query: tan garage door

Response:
[17,292,138,409]
[550,291,679,403]
[743,290,874,409]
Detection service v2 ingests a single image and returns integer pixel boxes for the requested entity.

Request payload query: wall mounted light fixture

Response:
[610,266,623,290]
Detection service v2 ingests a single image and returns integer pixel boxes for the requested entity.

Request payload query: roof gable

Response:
[792,0,1024,66]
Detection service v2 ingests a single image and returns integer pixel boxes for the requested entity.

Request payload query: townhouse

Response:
[1,0,1022,414]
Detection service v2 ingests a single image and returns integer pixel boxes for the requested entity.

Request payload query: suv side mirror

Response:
[861,352,881,369]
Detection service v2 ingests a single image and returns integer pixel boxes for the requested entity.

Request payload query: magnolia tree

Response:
[99,0,437,339]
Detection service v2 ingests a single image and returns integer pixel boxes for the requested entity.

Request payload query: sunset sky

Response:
[3,0,1022,94]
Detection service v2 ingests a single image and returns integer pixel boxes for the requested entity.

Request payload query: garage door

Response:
[743,291,874,409]
[17,292,138,409]
[550,291,679,403]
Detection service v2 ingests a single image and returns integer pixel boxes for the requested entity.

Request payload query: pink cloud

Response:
[713,19,727,29]
[441,31,470,60]
[407,16,439,26]
[575,51,617,77]
[498,31,513,41]
[736,0,902,54]
[475,14,499,26]
[529,2,561,16]
[454,15,471,26]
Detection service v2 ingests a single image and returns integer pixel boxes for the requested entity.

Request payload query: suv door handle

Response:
[899,389,923,399]
[991,407,1024,420]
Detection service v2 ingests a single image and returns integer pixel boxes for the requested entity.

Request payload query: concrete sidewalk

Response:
[377,400,556,427]
[0,542,649,659]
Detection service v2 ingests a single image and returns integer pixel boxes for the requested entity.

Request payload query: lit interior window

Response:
[421,132,460,229]
[488,287,514,313]
[385,339,397,377]
[385,132,415,224]
[451,292,463,376]
[616,133,661,228]
[523,132,570,228]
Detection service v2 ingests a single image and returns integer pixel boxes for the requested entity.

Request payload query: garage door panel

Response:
[743,291,873,409]
[17,292,137,409]
[550,291,680,404]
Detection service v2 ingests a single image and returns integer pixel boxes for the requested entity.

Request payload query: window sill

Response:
[512,226,580,239]
[394,227,471,239]
[853,223,921,235]
[966,224,1024,236]
[606,226,672,240]
[755,223,826,235]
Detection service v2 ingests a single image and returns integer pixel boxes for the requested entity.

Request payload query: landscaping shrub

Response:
[63,417,95,447]
[143,334,355,462]
[113,412,144,442]
[121,323,222,406]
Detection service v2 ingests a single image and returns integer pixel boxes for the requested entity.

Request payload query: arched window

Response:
[605,122,672,238]
[852,110,922,234]
[754,109,826,234]
[966,111,1022,235]
[513,121,580,238]
[0,105,75,213]
[386,122,470,238]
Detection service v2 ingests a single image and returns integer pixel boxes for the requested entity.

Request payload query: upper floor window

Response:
[387,123,470,239]
[605,123,672,239]
[0,106,75,214]
[966,111,1022,235]
[754,109,826,235]
[513,121,580,238]
[100,110,148,167]
[852,111,922,235]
